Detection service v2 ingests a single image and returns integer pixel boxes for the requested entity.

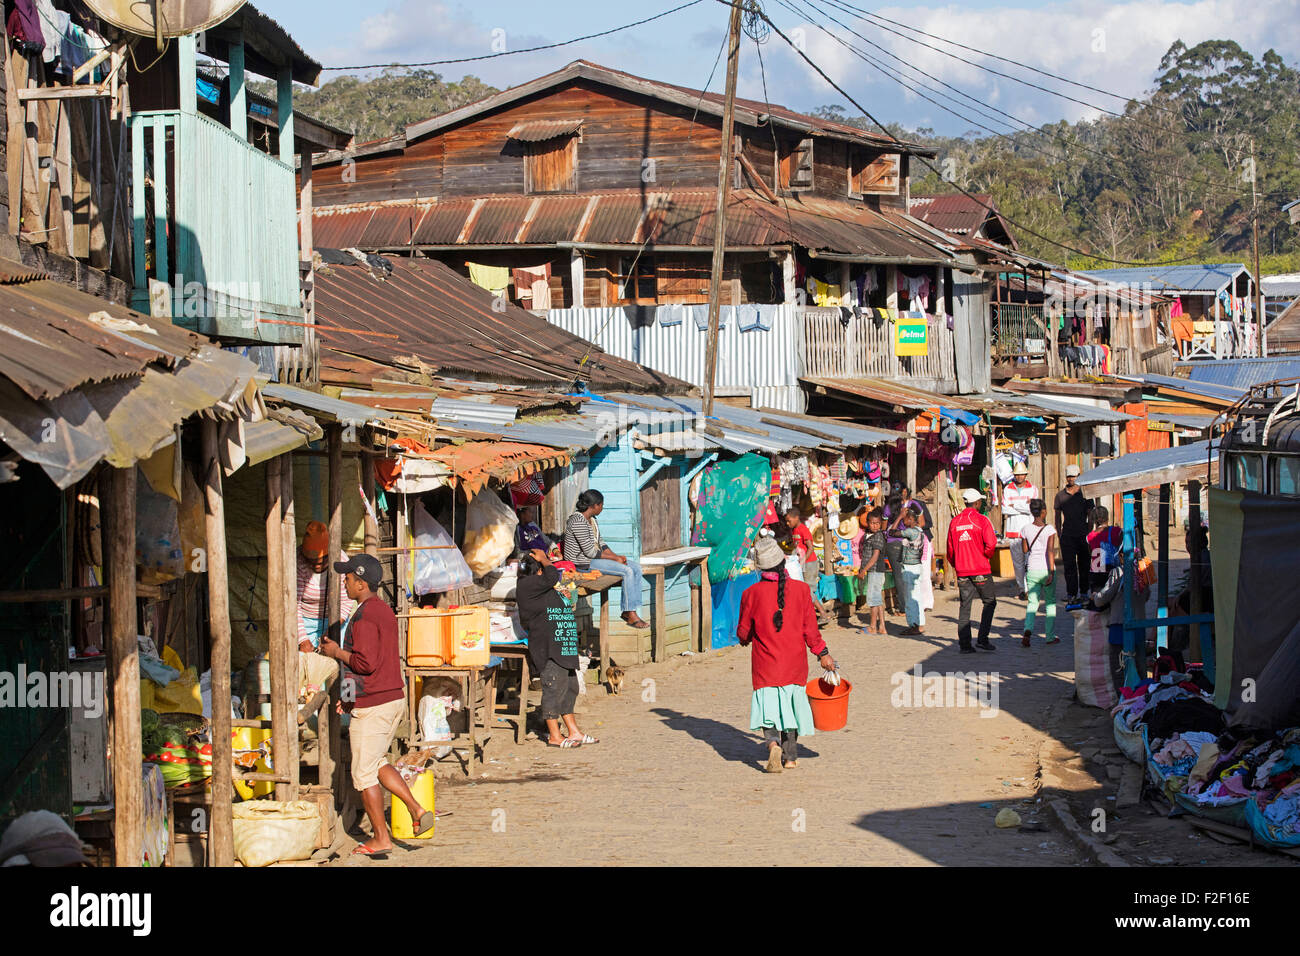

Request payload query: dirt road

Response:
[343,577,1091,866]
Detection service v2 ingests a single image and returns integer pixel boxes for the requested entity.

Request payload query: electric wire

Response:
[321,1,705,71]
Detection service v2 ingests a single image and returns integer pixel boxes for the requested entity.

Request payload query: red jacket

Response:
[737,575,827,690]
[947,506,997,577]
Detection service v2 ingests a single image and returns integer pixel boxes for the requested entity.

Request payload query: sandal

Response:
[1022,631,1032,648]
[546,737,582,748]
[1044,637,1061,646]
[575,733,599,745]
[622,614,651,629]
[414,810,436,837]
[351,844,390,859]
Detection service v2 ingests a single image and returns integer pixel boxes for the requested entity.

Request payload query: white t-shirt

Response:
[1023,523,1057,572]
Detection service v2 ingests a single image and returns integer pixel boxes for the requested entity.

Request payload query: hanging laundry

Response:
[32,0,65,64]
[511,264,552,310]
[468,263,510,294]
[899,273,931,310]
[658,303,684,326]
[7,0,44,55]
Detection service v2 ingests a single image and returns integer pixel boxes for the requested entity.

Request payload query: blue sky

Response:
[254,0,1300,136]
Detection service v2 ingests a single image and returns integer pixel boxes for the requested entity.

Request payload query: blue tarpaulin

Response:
[939,406,980,427]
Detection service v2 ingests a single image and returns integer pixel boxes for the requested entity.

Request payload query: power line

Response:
[790,0,1240,196]
[321,0,705,72]
[751,3,1247,267]
[841,1,1183,117]
[573,22,733,376]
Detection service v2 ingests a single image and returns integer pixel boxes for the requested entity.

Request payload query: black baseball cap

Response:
[333,554,383,590]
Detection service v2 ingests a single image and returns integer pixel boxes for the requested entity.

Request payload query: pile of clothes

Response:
[1114,674,1300,848]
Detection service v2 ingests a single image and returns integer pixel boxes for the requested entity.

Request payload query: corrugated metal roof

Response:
[909,193,998,238]
[427,396,519,425]
[313,254,688,393]
[1081,264,1250,294]
[428,440,571,495]
[314,189,956,262]
[1116,373,1246,403]
[1076,440,1218,496]
[0,275,211,400]
[1003,392,1135,424]
[507,119,583,142]
[261,382,397,427]
[1176,357,1300,392]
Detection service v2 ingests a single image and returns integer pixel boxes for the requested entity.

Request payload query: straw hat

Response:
[1065,464,1081,477]
[837,516,859,538]
[754,536,785,571]
[1012,461,1029,476]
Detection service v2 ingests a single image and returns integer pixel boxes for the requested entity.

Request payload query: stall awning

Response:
[1002,392,1136,425]
[1076,440,1219,498]
[429,441,572,496]
[243,409,324,466]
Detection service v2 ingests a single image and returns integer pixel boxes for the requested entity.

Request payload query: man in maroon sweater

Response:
[320,554,433,855]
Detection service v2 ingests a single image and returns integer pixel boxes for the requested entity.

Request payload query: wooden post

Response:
[570,249,584,309]
[277,67,295,164]
[264,457,290,799]
[178,35,197,116]
[1188,479,1203,664]
[280,456,300,798]
[699,558,713,653]
[905,417,917,495]
[201,420,234,867]
[228,39,247,140]
[701,0,743,422]
[1157,483,1170,650]
[321,425,343,793]
[361,443,379,558]
[782,251,797,304]
[104,465,142,867]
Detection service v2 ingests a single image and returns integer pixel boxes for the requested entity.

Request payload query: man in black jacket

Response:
[516,550,599,748]
[1053,464,1094,602]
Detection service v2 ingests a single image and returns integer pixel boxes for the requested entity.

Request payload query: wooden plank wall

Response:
[310,79,910,219]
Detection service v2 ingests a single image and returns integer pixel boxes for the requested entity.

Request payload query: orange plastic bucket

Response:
[805,677,852,731]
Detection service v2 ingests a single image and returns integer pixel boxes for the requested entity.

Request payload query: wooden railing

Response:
[800,307,956,384]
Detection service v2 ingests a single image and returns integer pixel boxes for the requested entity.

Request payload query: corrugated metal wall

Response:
[548,306,806,412]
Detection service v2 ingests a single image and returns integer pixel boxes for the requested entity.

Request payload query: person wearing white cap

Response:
[947,488,999,653]
[1002,461,1038,599]
[1054,463,1094,603]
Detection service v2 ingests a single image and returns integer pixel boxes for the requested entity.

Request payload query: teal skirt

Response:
[750,684,816,735]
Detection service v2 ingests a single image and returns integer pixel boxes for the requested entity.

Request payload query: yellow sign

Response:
[1148,420,1176,432]
[895,312,929,357]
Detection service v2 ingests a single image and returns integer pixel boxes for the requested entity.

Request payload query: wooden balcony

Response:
[800,307,957,393]
[129,110,303,342]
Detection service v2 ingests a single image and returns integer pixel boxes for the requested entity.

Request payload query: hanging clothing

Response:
[7,0,44,55]
[467,262,510,294]
[512,264,552,310]
[31,0,65,65]
[899,273,930,310]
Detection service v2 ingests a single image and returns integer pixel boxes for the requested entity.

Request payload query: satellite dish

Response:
[82,0,249,40]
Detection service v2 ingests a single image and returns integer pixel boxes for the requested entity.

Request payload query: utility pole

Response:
[1251,139,1265,357]
[701,0,744,428]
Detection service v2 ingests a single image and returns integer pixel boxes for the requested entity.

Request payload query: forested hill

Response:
[815,39,1300,270]
[274,69,499,146]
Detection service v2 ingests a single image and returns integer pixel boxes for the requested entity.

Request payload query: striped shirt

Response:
[562,512,603,567]
[296,552,356,646]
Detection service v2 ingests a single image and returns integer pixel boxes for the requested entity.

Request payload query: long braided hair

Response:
[773,562,787,631]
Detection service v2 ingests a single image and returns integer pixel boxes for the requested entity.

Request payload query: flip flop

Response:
[576,734,599,745]
[414,810,436,837]
[546,737,582,748]
[351,844,389,859]
[624,618,651,629]
[1044,637,1061,645]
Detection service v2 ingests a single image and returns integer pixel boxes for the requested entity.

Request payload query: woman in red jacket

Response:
[738,536,838,773]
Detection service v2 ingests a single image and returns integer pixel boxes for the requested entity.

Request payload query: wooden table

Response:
[640,547,712,662]
[488,644,530,744]
[404,664,497,775]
